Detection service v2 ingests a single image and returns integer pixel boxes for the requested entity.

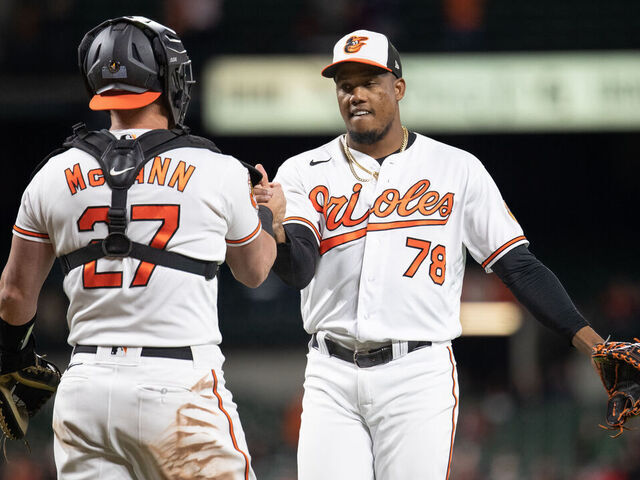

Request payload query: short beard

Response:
[348,120,392,145]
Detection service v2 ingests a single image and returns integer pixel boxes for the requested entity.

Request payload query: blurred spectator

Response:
[1,456,48,480]
[34,282,70,351]
[282,391,303,449]
[449,440,482,480]
[488,452,520,480]
[575,468,629,480]
[292,0,402,53]
[598,278,640,341]
[462,264,517,302]
[442,0,486,50]
[530,456,562,480]
[165,0,224,34]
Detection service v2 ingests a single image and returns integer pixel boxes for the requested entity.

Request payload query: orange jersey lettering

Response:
[65,163,87,195]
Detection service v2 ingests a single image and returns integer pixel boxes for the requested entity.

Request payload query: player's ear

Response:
[394,77,406,101]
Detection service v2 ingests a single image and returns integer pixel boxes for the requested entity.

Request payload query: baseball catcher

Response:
[0,320,61,440]
[592,339,640,436]
[0,15,283,478]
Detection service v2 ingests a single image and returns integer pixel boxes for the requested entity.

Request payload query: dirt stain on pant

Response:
[150,373,247,480]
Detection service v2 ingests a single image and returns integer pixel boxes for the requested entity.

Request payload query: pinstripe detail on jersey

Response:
[481,235,527,269]
[445,346,458,480]
[284,216,321,244]
[211,369,251,480]
[12,225,49,239]
[226,221,261,245]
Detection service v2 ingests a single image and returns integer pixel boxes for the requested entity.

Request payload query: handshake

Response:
[253,164,287,244]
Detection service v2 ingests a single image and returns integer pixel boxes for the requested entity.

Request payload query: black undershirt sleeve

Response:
[272,223,319,289]
[491,244,589,340]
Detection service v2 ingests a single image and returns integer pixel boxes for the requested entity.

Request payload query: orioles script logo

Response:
[344,36,369,53]
[309,180,454,232]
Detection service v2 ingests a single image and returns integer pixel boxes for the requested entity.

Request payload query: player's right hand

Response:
[253,164,273,203]
[255,164,286,243]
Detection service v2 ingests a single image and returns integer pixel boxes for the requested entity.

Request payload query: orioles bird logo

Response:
[344,36,369,53]
[107,60,121,73]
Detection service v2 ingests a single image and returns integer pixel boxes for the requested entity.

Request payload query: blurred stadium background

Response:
[1,1,640,479]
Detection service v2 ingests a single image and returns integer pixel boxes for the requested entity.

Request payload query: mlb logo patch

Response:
[110,346,128,357]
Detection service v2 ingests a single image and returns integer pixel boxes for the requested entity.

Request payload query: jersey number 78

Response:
[403,237,446,285]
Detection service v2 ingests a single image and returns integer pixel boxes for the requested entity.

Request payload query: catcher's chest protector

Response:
[54,123,224,280]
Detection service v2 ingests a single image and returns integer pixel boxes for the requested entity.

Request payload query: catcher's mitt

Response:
[0,346,61,440]
[591,340,640,436]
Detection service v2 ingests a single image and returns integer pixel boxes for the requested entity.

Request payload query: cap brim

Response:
[89,91,162,111]
[321,59,392,78]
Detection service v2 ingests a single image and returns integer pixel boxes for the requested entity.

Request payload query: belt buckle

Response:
[353,349,362,367]
[354,346,393,368]
[352,348,379,368]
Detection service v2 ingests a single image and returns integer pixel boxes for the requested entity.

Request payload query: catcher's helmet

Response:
[78,16,194,126]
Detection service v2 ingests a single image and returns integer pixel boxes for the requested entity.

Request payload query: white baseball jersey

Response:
[13,128,261,347]
[275,132,528,344]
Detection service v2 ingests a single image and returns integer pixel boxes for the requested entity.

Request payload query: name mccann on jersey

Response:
[64,156,196,195]
[309,180,455,232]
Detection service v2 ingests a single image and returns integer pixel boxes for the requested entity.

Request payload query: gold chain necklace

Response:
[341,126,408,182]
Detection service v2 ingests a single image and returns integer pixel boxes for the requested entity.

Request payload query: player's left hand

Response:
[592,339,640,436]
[0,339,61,440]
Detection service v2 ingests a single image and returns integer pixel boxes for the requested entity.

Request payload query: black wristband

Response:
[258,205,275,238]
[0,316,36,352]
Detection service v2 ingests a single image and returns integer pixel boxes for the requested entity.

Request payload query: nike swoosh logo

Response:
[110,166,135,176]
[310,157,331,166]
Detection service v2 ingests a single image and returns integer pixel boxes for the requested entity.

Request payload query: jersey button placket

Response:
[379,156,393,184]
[357,228,381,339]
[365,237,378,282]
[356,177,383,339]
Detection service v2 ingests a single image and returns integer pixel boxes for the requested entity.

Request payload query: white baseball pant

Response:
[52,344,256,480]
[298,339,459,480]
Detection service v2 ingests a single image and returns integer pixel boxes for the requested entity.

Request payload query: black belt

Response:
[311,334,431,368]
[73,345,193,360]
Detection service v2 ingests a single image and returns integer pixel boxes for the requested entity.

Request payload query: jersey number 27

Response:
[77,204,179,289]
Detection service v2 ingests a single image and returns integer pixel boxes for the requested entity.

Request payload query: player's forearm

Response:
[0,284,37,326]
[226,231,277,288]
[273,222,286,244]
[258,205,286,244]
[571,326,605,356]
[272,223,318,289]
[492,245,590,341]
[0,273,38,354]
[0,237,54,325]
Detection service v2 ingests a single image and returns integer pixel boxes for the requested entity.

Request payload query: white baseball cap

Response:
[321,29,402,79]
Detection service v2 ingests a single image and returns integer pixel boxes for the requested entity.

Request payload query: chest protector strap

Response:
[57,123,230,281]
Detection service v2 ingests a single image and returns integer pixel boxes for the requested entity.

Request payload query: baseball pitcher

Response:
[255,30,611,479]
